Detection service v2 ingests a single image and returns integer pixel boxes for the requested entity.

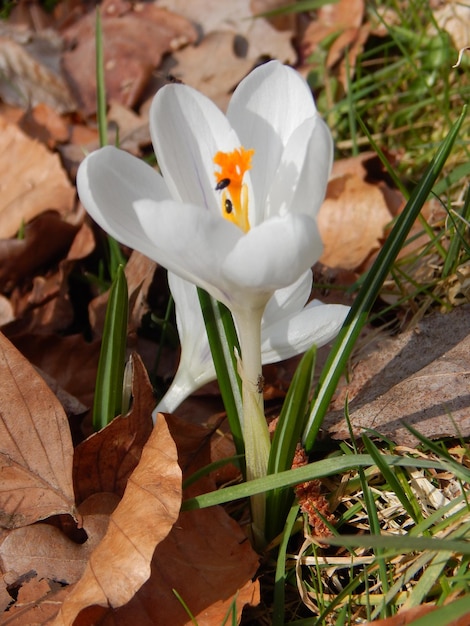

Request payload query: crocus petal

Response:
[222,213,323,295]
[227,61,318,219]
[134,198,242,306]
[77,146,172,258]
[266,116,333,220]
[260,301,350,363]
[262,270,312,324]
[150,83,243,213]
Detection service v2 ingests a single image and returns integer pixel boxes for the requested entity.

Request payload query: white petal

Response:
[262,270,312,326]
[77,146,172,257]
[261,301,350,363]
[168,273,215,379]
[266,116,333,220]
[150,83,241,213]
[134,199,242,306]
[222,214,323,294]
[287,117,334,218]
[227,61,318,222]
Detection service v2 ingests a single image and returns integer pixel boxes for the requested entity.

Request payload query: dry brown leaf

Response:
[0,24,75,113]
[52,413,182,624]
[431,0,470,51]
[18,102,70,149]
[88,250,156,337]
[0,295,14,327]
[325,304,470,446]
[5,333,101,414]
[318,156,394,270]
[299,0,366,84]
[62,0,198,116]
[84,506,260,625]
[363,603,465,625]
[158,0,295,108]
[0,505,113,587]
[0,211,78,292]
[0,332,78,529]
[0,116,75,239]
[73,353,155,504]
[161,31,255,111]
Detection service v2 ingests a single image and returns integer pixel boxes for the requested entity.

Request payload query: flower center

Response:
[213,147,254,233]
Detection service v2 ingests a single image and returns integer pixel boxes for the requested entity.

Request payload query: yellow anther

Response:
[213,147,254,233]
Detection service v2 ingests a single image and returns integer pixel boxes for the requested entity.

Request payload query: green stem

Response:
[234,307,271,547]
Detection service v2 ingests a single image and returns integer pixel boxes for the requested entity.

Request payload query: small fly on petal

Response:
[215,178,231,191]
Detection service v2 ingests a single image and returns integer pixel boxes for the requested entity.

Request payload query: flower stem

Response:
[234,306,271,548]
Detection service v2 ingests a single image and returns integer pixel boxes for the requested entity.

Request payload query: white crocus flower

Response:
[77,61,334,543]
[155,271,349,415]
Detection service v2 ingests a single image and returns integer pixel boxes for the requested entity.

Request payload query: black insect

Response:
[216,178,231,191]
[225,199,233,214]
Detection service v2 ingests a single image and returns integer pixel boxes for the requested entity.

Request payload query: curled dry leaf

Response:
[0,115,75,239]
[73,353,155,504]
[318,155,394,270]
[52,414,182,624]
[0,332,78,529]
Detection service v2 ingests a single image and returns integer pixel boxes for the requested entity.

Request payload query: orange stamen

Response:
[213,147,254,233]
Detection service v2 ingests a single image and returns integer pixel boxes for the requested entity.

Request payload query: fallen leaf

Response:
[73,353,155,504]
[325,304,470,446]
[299,0,367,88]
[0,332,78,529]
[318,155,394,270]
[0,115,75,238]
[5,333,101,414]
[0,24,76,113]
[61,0,198,115]
[161,30,254,111]
[0,211,78,292]
[52,413,182,624]
[85,506,260,625]
[157,0,295,108]
[0,503,114,587]
[363,603,442,625]
[431,0,470,51]
[18,102,70,149]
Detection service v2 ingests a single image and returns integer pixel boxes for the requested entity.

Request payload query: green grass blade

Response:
[93,264,129,430]
[362,436,421,524]
[316,533,470,556]
[272,504,300,626]
[197,289,244,462]
[183,455,452,511]
[265,345,316,540]
[95,7,107,148]
[303,105,467,452]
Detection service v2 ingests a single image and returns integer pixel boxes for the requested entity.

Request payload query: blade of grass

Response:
[303,105,467,453]
[317,532,470,556]
[272,503,300,626]
[183,454,454,511]
[95,7,107,149]
[197,289,244,462]
[93,264,128,430]
[265,345,316,541]
[357,460,391,618]
[362,436,422,524]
